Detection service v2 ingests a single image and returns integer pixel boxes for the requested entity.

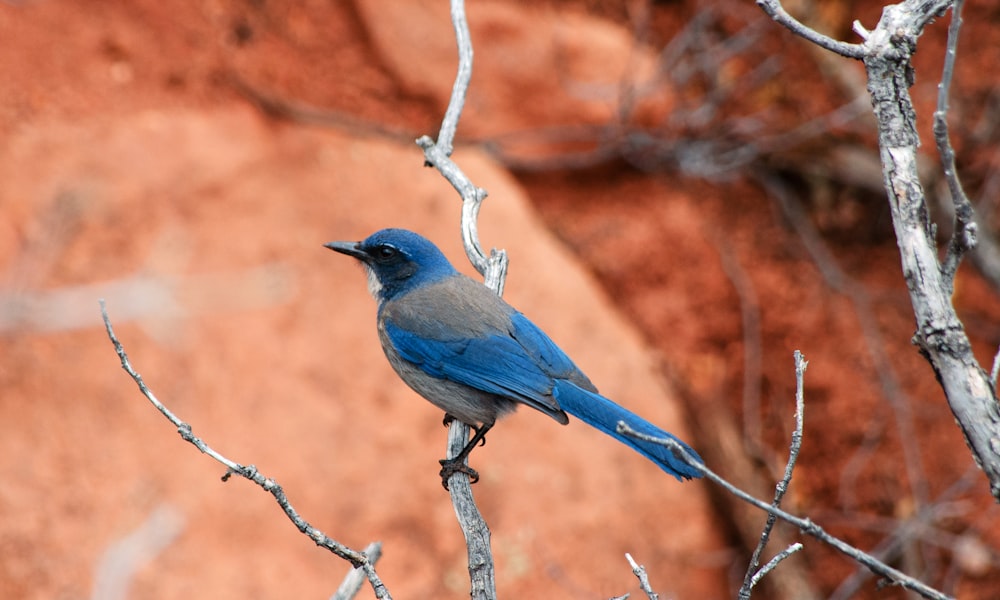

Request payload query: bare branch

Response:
[755,0,865,59]
[738,352,807,599]
[618,423,952,599]
[625,553,659,600]
[854,0,1000,500]
[934,0,977,286]
[331,542,384,600]
[758,0,1000,501]
[619,350,952,600]
[441,418,497,600]
[417,1,500,598]
[436,0,474,157]
[748,543,804,592]
[100,300,392,600]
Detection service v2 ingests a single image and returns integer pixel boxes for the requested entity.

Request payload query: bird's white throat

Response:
[364,265,382,298]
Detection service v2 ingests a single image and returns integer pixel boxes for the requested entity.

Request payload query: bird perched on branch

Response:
[326,228,703,488]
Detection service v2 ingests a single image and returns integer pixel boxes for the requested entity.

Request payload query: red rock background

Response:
[2,1,1000,599]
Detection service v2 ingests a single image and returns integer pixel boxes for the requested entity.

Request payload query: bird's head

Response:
[325,228,458,302]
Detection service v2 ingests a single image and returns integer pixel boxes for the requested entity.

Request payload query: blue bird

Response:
[326,228,703,488]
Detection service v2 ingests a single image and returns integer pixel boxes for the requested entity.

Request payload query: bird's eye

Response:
[374,245,398,261]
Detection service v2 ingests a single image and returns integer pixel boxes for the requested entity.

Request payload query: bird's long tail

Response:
[553,380,703,480]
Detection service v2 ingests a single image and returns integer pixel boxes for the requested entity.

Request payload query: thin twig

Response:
[436,0,474,157]
[755,0,865,59]
[331,542,384,600]
[748,543,804,590]
[935,0,977,288]
[99,300,391,600]
[738,351,807,599]
[625,553,658,600]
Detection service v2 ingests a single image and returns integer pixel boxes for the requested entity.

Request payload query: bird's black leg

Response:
[442,414,488,446]
[439,421,494,490]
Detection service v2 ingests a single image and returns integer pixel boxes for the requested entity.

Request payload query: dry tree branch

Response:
[933,0,976,288]
[620,352,952,600]
[434,0,473,158]
[415,1,502,598]
[756,0,864,59]
[738,351,807,599]
[618,427,951,599]
[762,0,1000,502]
[624,552,659,600]
[858,0,1000,501]
[330,541,384,600]
[99,300,391,600]
[747,543,805,592]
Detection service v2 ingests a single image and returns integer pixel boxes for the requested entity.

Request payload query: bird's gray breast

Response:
[377,317,517,425]
[376,275,519,425]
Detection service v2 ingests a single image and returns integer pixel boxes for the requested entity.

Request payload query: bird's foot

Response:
[438,457,480,490]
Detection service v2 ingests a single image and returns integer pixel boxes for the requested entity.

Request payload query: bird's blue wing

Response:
[380,275,590,418]
[384,319,557,403]
[507,313,594,390]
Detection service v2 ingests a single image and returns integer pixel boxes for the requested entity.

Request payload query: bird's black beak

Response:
[324,240,370,262]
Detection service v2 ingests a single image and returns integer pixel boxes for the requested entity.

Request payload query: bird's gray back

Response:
[381,274,513,339]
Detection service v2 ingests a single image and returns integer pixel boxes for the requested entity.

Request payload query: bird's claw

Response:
[438,457,480,490]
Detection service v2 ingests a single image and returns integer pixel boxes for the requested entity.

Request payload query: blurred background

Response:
[2,0,999,598]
